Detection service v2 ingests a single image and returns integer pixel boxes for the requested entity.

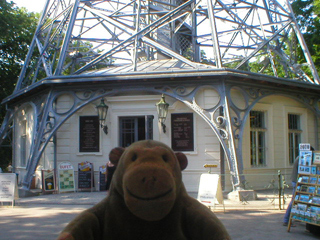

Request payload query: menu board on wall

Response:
[99,165,106,191]
[171,113,194,151]
[78,161,94,190]
[79,116,100,152]
[58,162,75,193]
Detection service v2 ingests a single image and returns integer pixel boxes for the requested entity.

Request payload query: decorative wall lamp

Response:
[96,99,109,135]
[156,94,169,133]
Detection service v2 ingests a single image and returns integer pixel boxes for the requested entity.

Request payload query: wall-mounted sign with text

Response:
[171,113,194,151]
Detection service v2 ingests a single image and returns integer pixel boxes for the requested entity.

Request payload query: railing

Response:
[220,171,291,210]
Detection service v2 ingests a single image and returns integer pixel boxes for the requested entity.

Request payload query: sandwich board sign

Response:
[58,162,75,193]
[0,173,19,207]
[197,173,224,211]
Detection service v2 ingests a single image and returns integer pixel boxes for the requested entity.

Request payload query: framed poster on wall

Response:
[171,113,194,151]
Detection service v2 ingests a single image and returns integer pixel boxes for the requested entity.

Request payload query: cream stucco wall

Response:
[239,95,317,190]
[14,89,319,193]
[50,92,221,192]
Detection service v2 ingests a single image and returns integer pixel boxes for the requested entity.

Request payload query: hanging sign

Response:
[78,161,94,191]
[0,173,19,206]
[58,162,75,192]
[197,173,224,208]
[99,165,107,191]
[42,170,56,193]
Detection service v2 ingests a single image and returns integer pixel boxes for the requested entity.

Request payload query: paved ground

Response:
[0,191,319,240]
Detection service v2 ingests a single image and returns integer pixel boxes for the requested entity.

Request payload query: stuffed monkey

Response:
[57,140,230,240]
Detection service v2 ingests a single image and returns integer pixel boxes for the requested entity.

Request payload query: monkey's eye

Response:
[131,154,137,162]
[162,155,168,162]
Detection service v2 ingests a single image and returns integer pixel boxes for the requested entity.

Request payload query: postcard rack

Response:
[287,173,320,231]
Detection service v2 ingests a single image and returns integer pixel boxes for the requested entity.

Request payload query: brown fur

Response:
[57,140,230,240]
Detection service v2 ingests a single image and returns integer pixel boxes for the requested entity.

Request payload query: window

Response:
[119,116,153,147]
[288,114,301,164]
[250,111,266,167]
[20,120,27,167]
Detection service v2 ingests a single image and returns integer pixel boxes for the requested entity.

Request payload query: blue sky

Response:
[11,0,44,13]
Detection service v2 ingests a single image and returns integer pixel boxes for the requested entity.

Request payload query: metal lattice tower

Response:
[2,0,320,192]
[14,0,319,92]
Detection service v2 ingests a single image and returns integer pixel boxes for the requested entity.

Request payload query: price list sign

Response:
[58,162,75,193]
[79,116,99,152]
[171,113,194,151]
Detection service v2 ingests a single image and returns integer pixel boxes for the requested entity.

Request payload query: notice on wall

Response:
[0,173,18,206]
[78,161,94,190]
[99,165,106,191]
[197,173,224,208]
[79,116,100,152]
[42,170,56,193]
[171,113,194,151]
[58,162,75,193]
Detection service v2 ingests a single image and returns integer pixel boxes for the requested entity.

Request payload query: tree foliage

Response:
[0,1,39,170]
[292,0,320,72]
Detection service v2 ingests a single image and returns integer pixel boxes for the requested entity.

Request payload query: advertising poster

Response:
[298,151,313,174]
[58,162,75,192]
[78,161,94,191]
[42,170,56,193]
[299,151,312,166]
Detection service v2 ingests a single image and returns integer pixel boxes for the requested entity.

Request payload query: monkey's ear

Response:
[109,147,125,165]
[175,152,188,171]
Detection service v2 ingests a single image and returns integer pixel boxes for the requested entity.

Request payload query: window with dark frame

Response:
[250,111,266,167]
[119,116,153,147]
[288,114,301,164]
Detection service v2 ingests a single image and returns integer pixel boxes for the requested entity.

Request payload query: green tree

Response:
[292,0,320,72]
[0,1,39,170]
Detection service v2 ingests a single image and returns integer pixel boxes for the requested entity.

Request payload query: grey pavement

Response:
[0,191,319,240]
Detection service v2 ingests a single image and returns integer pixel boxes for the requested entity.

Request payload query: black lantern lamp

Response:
[156,94,169,133]
[96,99,109,134]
